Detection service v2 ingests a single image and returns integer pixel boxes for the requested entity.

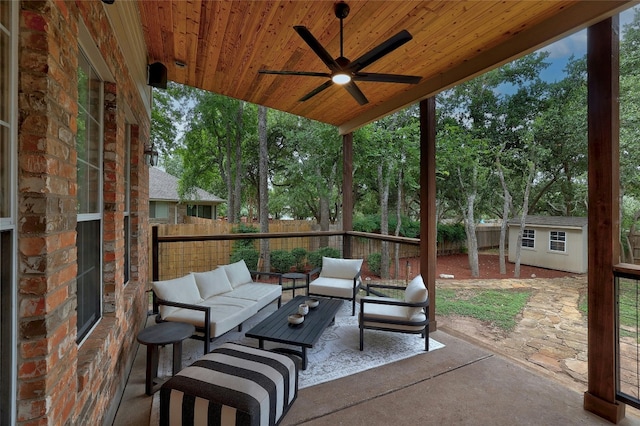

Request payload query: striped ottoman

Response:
[160,342,298,426]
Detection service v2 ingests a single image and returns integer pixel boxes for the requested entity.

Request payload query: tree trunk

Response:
[258,105,270,272]
[394,168,403,279]
[496,157,512,275]
[378,163,391,279]
[458,165,479,277]
[232,102,244,222]
[514,161,536,278]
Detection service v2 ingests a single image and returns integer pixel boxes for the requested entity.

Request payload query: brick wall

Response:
[16,1,151,424]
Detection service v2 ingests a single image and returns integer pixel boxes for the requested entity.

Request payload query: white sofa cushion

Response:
[164,296,257,338]
[223,260,254,288]
[226,283,282,311]
[193,268,233,299]
[152,274,203,317]
[404,275,428,319]
[320,257,363,280]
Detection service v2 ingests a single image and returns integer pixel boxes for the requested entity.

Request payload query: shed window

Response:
[522,229,535,248]
[549,231,566,252]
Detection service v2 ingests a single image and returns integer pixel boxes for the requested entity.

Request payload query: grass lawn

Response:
[436,288,532,332]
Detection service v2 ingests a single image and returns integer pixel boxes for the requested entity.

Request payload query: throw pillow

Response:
[192,268,233,299]
[152,274,203,305]
[320,257,363,280]
[404,275,428,319]
[223,259,254,288]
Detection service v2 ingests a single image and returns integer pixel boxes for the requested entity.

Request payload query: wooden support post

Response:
[583,16,625,423]
[420,98,437,331]
[342,132,354,258]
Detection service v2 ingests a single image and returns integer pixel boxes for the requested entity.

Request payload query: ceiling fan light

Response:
[332,73,351,85]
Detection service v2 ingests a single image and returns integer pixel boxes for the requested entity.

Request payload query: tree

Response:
[619,9,640,262]
[258,105,270,271]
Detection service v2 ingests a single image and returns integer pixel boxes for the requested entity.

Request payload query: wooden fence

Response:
[150,221,507,280]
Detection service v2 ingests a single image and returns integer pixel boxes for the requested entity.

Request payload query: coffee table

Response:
[245,295,343,370]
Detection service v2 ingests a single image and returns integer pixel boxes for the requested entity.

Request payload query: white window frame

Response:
[76,49,104,344]
[124,124,131,285]
[549,230,567,253]
[76,20,113,344]
[521,228,535,249]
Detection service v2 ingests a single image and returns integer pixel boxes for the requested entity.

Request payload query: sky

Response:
[536,5,636,83]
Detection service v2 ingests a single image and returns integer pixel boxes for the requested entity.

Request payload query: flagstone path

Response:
[436,275,589,391]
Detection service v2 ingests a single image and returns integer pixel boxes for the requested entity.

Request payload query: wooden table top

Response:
[137,322,195,346]
[245,295,343,348]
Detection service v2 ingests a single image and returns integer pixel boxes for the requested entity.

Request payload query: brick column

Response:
[17,2,79,423]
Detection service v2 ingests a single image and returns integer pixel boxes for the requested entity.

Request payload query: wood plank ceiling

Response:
[138,0,633,134]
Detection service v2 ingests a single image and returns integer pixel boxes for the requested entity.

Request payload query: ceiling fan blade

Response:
[259,70,331,78]
[343,81,368,105]
[294,26,340,72]
[353,72,421,84]
[299,80,334,102]
[348,29,413,72]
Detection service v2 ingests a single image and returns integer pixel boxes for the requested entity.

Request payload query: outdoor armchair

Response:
[307,256,363,315]
[359,274,430,351]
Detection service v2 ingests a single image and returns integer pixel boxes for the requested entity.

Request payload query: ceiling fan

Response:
[259,1,421,105]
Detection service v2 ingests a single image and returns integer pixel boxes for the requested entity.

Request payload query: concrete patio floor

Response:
[112,324,640,426]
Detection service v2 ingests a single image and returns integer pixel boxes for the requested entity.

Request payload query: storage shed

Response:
[508,216,588,274]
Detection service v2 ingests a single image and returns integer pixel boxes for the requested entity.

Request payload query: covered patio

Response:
[3,1,639,424]
[130,1,638,422]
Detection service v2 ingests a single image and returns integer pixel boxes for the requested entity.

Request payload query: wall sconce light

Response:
[144,143,159,167]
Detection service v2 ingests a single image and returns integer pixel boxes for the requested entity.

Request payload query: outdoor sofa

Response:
[152,260,282,353]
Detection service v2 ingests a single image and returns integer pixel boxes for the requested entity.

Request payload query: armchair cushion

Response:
[223,259,254,288]
[360,298,426,332]
[320,257,363,280]
[152,274,203,317]
[308,277,356,299]
[192,268,233,299]
[404,275,428,319]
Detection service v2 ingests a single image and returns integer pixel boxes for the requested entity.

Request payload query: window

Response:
[522,229,535,248]
[150,201,169,219]
[76,51,103,343]
[187,204,213,219]
[0,2,16,423]
[549,231,566,252]
[124,124,131,284]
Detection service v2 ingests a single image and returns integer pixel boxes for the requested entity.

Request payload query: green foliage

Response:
[291,248,308,271]
[353,215,380,233]
[230,224,259,266]
[353,214,420,238]
[229,247,259,270]
[270,250,296,273]
[308,247,341,268]
[367,253,382,276]
[436,288,531,331]
[231,224,259,250]
[437,223,466,243]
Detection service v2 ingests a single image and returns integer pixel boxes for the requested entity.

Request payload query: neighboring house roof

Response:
[507,215,588,230]
[149,167,225,205]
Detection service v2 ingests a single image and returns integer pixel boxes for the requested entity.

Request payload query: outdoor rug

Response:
[150,302,443,423]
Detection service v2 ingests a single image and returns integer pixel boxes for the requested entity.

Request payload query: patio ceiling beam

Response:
[338,0,632,135]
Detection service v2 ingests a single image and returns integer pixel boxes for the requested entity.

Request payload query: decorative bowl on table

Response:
[288,314,304,325]
[298,303,309,316]
[305,298,320,309]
